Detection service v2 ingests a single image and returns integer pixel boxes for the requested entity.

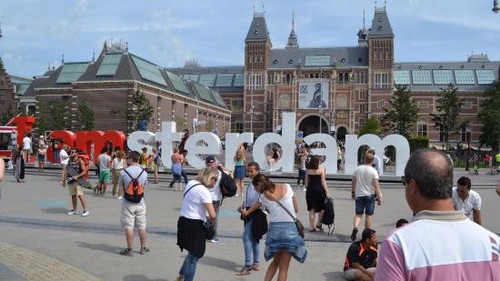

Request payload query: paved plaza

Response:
[0,167,499,281]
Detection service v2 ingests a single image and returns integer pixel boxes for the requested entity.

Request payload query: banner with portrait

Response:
[298,82,329,109]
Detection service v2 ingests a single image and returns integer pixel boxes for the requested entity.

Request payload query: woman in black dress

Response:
[305,156,330,231]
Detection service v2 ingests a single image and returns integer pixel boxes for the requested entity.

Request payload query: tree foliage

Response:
[36,100,70,135]
[127,90,153,132]
[75,99,95,131]
[359,116,381,136]
[380,86,419,138]
[478,81,500,150]
[430,84,463,148]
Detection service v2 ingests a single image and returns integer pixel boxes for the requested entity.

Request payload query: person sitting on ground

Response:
[452,176,482,225]
[343,228,378,281]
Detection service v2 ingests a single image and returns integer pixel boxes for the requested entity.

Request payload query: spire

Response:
[285,12,299,49]
[61,53,65,64]
[357,10,369,47]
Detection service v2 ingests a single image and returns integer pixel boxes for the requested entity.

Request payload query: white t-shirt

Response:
[22,136,31,150]
[260,184,295,223]
[98,153,111,171]
[180,180,212,222]
[452,187,481,220]
[59,149,69,165]
[353,164,379,197]
[208,170,222,201]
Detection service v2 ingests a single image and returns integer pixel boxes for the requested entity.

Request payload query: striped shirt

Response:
[375,210,500,281]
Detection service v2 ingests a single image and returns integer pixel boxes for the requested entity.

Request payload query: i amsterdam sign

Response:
[128,112,410,176]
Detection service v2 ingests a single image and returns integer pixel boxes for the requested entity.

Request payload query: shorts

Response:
[121,200,147,230]
[68,181,84,196]
[343,267,376,280]
[234,165,246,179]
[38,154,45,161]
[98,168,111,183]
[355,195,376,216]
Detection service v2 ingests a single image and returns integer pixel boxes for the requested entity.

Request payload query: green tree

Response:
[36,100,69,134]
[359,116,381,136]
[430,84,464,149]
[380,86,419,138]
[75,99,95,131]
[478,81,500,151]
[127,90,153,132]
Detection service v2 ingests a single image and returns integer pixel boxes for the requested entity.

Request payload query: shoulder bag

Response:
[275,200,305,239]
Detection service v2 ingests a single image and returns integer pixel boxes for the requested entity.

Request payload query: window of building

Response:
[476,69,495,85]
[374,72,389,88]
[358,90,367,101]
[355,71,368,84]
[338,72,349,84]
[377,99,386,109]
[454,70,475,85]
[231,100,243,111]
[432,70,454,85]
[412,70,432,85]
[417,100,428,109]
[231,123,243,133]
[359,103,367,113]
[417,123,427,137]
[248,74,262,90]
[394,70,410,85]
[463,100,473,109]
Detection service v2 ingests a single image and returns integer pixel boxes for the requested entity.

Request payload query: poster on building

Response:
[298,82,329,109]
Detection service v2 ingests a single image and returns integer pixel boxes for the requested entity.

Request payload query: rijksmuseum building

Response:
[1,6,499,148]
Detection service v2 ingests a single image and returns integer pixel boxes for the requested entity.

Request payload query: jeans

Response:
[181,170,189,184]
[179,252,200,281]
[212,200,220,236]
[242,219,260,267]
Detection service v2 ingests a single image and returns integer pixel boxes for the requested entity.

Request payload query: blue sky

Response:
[0,0,499,78]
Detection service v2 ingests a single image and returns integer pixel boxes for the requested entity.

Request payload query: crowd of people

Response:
[1,129,500,281]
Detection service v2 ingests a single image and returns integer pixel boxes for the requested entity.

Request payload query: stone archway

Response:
[298,115,328,137]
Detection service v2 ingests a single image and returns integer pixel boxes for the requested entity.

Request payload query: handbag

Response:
[276,200,305,239]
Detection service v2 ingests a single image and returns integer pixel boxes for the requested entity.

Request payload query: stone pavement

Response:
[0,168,498,281]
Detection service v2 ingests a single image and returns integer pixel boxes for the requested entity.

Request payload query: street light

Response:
[465,122,471,172]
[493,0,500,13]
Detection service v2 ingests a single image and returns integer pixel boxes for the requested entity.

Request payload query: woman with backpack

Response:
[176,167,217,281]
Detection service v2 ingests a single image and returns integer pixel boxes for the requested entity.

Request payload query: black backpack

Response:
[321,197,335,235]
[217,166,237,198]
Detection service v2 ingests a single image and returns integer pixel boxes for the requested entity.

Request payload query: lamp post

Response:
[465,122,471,171]
[493,0,500,13]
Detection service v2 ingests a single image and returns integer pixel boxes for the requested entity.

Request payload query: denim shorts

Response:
[355,195,376,215]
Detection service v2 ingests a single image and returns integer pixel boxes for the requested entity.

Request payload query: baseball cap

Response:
[205,155,216,164]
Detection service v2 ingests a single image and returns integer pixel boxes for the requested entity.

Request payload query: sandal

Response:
[119,248,133,257]
[140,247,150,255]
[236,266,252,276]
[309,228,317,232]
[251,265,261,271]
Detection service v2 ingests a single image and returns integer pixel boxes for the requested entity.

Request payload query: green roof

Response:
[56,62,89,84]
[165,70,190,94]
[131,55,167,86]
[96,53,122,76]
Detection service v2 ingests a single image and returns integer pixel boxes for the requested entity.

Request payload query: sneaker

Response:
[210,237,220,243]
[236,266,252,276]
[117,196,123,200]
[350,227,358,241]
[302,187,307,192]
[140,247,150,255]
[119,248,133,257]
[67,210,78,216]
[81,211,90,217]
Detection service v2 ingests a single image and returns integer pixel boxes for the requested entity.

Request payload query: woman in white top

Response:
[251,174,307,281]
[22,132,32,162]
[112,150,127,198]
[176,167,218,281]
